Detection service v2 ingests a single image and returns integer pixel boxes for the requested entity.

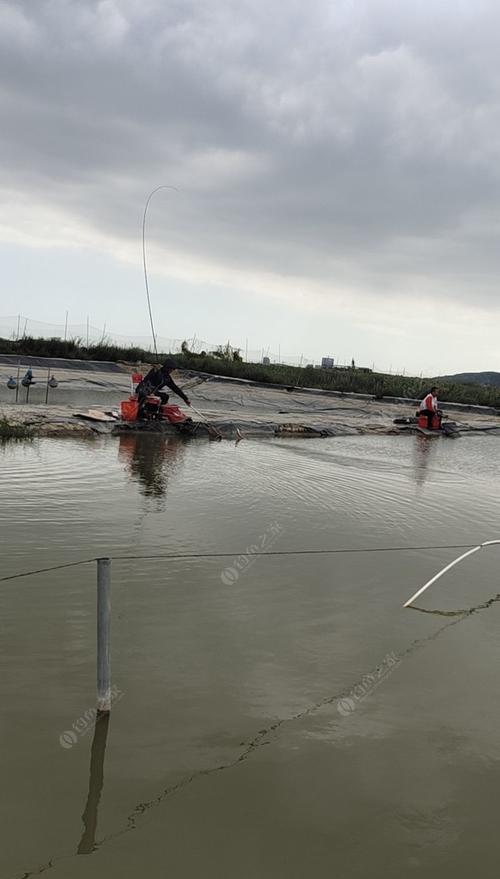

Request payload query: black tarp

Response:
[0,355,126,373]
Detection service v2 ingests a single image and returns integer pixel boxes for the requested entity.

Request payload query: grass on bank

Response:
[0,417,33,441]
[1,335,500,409]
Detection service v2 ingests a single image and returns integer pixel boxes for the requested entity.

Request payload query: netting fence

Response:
[0,314,323,367]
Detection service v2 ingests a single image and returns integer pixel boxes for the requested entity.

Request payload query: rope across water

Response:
[0,542,487,584]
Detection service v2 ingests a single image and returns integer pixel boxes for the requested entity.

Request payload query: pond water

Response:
[1,433,500,878]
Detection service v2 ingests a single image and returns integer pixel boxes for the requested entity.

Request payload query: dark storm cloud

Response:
[2,0,500,306]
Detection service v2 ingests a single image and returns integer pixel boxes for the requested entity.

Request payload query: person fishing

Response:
[418,385,441,430]
[136,358,191,418]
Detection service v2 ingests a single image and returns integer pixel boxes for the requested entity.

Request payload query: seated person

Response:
[418,386,441,429]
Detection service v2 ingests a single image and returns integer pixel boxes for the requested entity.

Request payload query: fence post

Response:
[96,558,111,713]
[15,362,20,403]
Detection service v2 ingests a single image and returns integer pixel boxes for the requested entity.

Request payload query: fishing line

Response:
[4,541,500,590]
[142,185,179,360]
[0,558,96,582]
[188,403,223,439]
[0,542,483,583]
[110,544,477,562]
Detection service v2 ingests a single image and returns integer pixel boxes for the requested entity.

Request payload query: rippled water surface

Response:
[2,433,500,878]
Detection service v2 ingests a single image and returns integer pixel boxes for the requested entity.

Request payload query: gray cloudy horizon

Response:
[1,0,499,374]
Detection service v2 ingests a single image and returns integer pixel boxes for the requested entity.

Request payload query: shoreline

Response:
[2,401,500,442]
[2,364,500,440]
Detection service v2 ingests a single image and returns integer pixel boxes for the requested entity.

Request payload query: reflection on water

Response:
[77,713,110,855]
[118,434,186,498]
[412,434,438,485]
[3,434,500,878]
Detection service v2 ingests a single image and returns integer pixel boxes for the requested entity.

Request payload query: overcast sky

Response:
[1,0,499,374]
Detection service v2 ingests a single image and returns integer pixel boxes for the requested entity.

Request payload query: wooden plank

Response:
[73,410,116,423]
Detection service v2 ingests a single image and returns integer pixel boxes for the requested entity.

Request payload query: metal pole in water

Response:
[15,361,20,403]
[96,558,111,713]
[45,366,50,404]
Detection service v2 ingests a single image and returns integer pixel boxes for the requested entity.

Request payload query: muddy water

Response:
[1,434,500,878]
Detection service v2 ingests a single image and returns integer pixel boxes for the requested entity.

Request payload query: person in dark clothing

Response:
[137,358,191,418]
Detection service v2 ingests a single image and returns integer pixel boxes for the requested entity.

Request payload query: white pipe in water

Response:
[403,540,500,608]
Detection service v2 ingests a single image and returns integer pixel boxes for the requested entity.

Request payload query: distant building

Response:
[321,357,335,369]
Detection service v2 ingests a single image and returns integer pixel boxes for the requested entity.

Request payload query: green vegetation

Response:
[175,355,500,408]
[0,335,147,364]
[438,371,500,387]
[0,418,33,441]
[1,335,500,409]
[181,339,242,362]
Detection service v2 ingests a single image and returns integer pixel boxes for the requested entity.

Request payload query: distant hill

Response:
[438,371,500,387]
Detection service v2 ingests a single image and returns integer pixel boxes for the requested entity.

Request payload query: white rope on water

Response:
[403,539,500,608]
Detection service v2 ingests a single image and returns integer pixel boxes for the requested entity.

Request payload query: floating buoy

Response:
[48,376,58,388]
[7,376,17,390]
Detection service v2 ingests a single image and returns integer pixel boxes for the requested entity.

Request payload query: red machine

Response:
[120,394,189,425]
[417,413,442,431]
[131,372,143,394]
[121,397,140,421]
[121,371,190,425]
[161,404,187,423]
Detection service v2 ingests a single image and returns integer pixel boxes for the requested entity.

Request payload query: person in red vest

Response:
[418,386,441,429]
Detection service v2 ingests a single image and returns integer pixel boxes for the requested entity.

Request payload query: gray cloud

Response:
[2,0,500,308]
